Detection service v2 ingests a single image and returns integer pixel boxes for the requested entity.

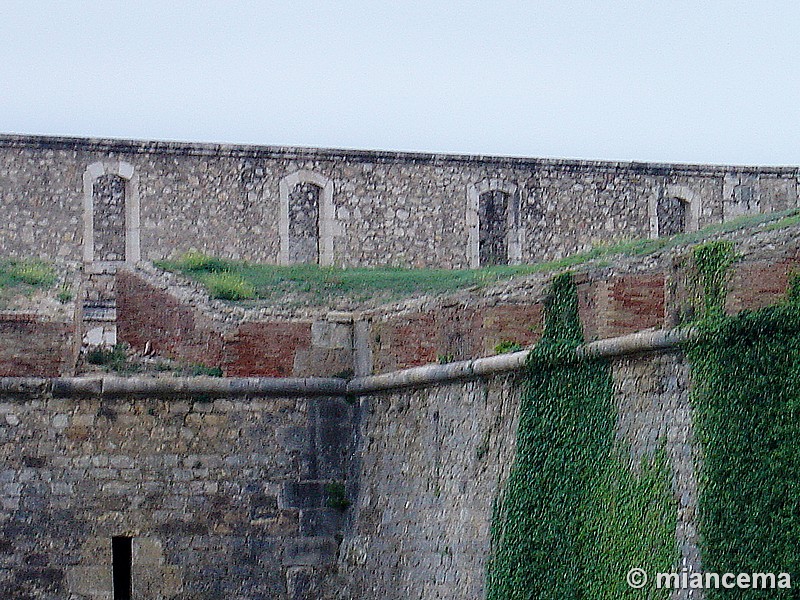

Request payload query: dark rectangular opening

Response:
[112,536,132,600]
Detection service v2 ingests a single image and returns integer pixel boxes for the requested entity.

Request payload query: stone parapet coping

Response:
[349,327,694,394]
[0,327,695,399]
[1,133,797,174]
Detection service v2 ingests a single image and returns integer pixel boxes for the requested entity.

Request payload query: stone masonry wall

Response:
[0,384,354,600]
[1,134,798,269]
[612,352,699,600]
[333,349,697,599]
[334,375,523,599]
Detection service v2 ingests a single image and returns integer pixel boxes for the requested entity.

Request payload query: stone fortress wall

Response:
[1,133,800,599]
[1,133,798,270]
[0,331,700,600]
[1,217,798,598]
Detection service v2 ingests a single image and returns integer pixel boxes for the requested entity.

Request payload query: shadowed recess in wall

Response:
[487,272,677,600]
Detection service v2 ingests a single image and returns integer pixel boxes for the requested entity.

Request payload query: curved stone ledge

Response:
[577,327,696,359]
[347,327,696,394]
[0,377,52,397]
[51,376,347,399]
[0,327,698,398]
[346,351,530,394]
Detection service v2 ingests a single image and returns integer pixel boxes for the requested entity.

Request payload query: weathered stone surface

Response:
[0,389,355,600]
[0,132,798,599]
[1,134,797,270]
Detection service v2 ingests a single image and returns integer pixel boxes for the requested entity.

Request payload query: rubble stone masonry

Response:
[1,134,798,269]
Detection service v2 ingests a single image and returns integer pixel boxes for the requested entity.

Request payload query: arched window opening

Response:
[279,170,336,266]
[83,161,140,265]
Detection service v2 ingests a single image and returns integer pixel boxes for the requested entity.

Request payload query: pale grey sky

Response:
[2,1,799,165]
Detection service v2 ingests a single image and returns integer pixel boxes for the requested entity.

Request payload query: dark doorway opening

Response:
[112,536,132,600]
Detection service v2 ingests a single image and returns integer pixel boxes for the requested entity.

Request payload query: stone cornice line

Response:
[1,133,797,175]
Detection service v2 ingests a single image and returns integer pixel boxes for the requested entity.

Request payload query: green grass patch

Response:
[763,211,800,232]
[493,340,523,354]
[158,212,800,305]
[0,259,57,290]
[204,272,256,300]
[324,481,351,511]
[174,251,231,273]
[86,343,136,373]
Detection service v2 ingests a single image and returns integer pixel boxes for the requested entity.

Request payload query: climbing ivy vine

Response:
[488,242,800,599]
[685,241,800,598]
[487,272,676,600]
[690,239,738,320]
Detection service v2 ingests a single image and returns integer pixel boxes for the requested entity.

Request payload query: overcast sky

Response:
[2,1,799,166]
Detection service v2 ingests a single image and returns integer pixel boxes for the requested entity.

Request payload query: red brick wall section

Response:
[116,270,225,367]
[371,303,544,373]
[113,259,800,378]
[222,322,312,377]
[372,312,439,372]
[436,306,481,361]
[727,260,800,314]
[600,274,666,338]
[476,304,543,355]
[0,314,75,376]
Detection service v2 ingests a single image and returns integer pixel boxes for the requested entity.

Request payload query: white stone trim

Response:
[466,179,520,268]
[279,170,337,266]
[82,161,140,265]
[649,184,700,238]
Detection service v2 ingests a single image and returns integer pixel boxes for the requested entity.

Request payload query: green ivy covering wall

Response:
[487,243,800,598]
[487,273,676,600]
[686,241,800,598]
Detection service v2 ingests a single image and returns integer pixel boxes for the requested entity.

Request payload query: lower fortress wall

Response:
[334,350,696,600]
[0,345,697,599]
[336,375,523,599]
[0,382,355,600]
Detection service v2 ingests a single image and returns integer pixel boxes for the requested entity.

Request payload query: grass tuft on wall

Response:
[0,259,56,290]
[157,212,800,305]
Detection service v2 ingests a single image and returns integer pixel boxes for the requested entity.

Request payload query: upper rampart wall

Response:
[1,133,798,269]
